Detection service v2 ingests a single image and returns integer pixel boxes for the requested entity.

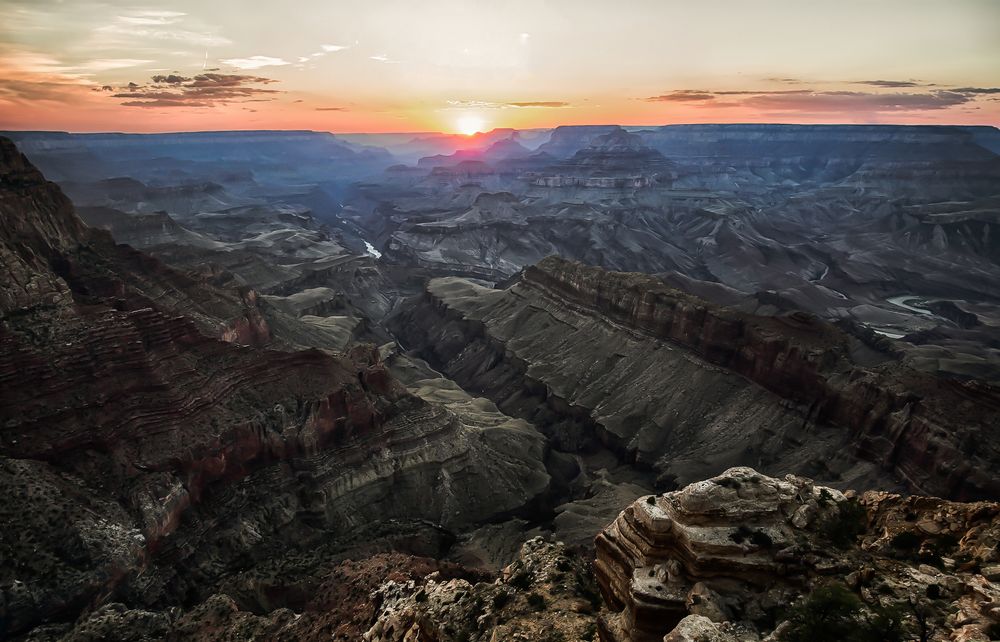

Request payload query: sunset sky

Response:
[0,0,998,134]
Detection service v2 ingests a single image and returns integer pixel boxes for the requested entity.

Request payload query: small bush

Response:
[863,602,907,642]
[823,500,867,549]
[492,591,511,610]
[527,592,547,611]
[778,583,907,642]
[510,571,531,590]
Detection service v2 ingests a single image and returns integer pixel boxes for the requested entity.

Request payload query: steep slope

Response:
[390,256,1000,501]
[0,137,549,637]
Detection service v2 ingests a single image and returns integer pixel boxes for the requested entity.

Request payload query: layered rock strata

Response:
[391,256,999,500]
[0,137,550,637]
[595,466,1000,641]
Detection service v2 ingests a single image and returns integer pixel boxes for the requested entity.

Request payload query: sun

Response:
[456,114,486,136]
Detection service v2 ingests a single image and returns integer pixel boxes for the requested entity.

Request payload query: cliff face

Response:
[594,466,1000,642]
[522,258,999,500]
[390,256,999,500]
[0,137,550,637]
[530,128,675,186]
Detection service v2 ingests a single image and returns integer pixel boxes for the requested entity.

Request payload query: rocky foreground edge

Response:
[363,467,1000,642]
[30,467,997,641]
[595,466,1000,641]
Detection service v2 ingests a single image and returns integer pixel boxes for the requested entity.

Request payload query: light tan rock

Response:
[662,615,739,642]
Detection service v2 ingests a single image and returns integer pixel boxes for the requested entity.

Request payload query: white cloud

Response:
[93,12,229,48]
[445,99,571,109]
[133,11,188,19]
[96,23,232,47]
[369,54,399,64]
[220,55,291,70]
[118,16,182,26]
[76,58,154,71]
[321,44,348,52]
[1,51,75,75]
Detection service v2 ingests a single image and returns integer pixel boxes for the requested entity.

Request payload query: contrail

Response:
[202,51,208,70]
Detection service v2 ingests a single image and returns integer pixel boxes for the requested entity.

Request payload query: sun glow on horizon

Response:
[0,1,998,132]
[456,114,487,136]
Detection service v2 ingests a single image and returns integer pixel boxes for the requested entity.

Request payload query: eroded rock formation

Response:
[595,466,1000,641]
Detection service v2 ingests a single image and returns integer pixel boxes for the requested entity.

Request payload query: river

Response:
[886,295,933,316]
[364,240,382,259]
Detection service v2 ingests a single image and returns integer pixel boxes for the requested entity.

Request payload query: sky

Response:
[0,0,998,134]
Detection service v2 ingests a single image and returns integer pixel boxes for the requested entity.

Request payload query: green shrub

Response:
[510,571,531,590]
[823,500,867,549]
[492,591,511,610]
[779,583,907,642]
[863,602,907,642]
[527,592,547,611]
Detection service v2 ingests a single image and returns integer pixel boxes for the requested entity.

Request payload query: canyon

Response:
[1,124,998,640]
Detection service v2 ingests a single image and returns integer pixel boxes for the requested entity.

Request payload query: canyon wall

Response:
[392,256,1000,500]
[0,137,550,637]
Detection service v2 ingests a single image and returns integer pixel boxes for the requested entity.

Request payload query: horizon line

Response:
[2,122,997,137]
